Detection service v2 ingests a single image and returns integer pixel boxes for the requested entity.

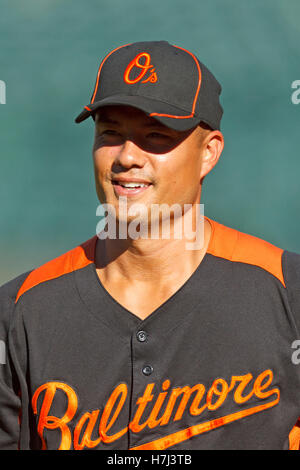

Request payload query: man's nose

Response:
[114,139,147,168]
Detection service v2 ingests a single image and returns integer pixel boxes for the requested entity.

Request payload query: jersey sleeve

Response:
[0,272,31,449]
[282,250,300,336]
[282,250,300,449]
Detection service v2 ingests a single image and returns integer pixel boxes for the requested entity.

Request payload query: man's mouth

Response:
[111,180,153,197]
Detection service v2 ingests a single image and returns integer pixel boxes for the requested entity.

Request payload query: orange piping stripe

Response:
[130,392,280,450]
[15,236,97,303]
[149,44,202,120]
[91,43,132,104]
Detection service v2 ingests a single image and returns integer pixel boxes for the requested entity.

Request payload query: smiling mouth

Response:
[111,181,153,197]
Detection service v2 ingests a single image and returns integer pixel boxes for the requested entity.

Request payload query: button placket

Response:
[135,329,154,376]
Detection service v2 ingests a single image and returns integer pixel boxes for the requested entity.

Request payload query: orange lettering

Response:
[189,384,207,416]
[206,378,229,411]
[124,52,156,85]
[32,368,281,451]
[146,380,170,429]
[131,393,281,451]
[253,369,279,399]
[99,383,128,443]
[142,69,158,84]
[160,384,207,425]
[229,373,254,403]
[130,383,155,433]
[32,382,78,450]
[73,410,101,450]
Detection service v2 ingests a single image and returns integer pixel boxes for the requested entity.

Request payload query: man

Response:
[1,40,300,450]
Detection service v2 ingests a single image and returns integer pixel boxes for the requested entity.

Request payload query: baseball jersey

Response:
[1,215,300,450]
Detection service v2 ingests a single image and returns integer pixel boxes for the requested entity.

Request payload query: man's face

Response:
[93,105,209,228]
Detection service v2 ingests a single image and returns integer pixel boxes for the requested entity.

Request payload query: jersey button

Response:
[137,330,148,342]
[142,365,153,376]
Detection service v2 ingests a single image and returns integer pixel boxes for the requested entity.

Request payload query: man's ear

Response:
[200,131,224,179]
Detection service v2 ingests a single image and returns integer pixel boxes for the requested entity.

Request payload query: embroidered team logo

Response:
[124,52,158,84]
[32,369,280,450]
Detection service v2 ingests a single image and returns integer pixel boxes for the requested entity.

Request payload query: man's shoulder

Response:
[282,249,300,289]
[207,217,297,287]
[0,235,97,306]
[0,271,32,308]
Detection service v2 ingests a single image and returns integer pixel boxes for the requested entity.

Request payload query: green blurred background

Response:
[0,0,299,284]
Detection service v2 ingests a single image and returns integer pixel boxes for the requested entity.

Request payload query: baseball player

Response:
[1,40,300,451]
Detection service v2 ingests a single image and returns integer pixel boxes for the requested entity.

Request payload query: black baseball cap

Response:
[75,40,223,131]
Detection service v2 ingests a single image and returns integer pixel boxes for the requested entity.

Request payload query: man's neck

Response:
[95,216,212,286]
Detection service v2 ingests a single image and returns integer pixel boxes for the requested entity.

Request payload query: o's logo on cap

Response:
[124,52,158,85]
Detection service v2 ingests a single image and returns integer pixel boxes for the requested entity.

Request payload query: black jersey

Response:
[1,216,300,450]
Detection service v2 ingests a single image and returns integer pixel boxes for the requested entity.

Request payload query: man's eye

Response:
[147,132,169,139]
[102,129,120,136]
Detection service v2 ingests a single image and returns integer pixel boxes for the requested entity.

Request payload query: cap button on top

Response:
[137,330,148,342]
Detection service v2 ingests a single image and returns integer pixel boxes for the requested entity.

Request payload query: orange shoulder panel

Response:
[205,217,285,287]
[15,236,97,303]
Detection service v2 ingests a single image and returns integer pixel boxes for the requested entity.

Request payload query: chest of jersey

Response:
[16,255,300,450]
